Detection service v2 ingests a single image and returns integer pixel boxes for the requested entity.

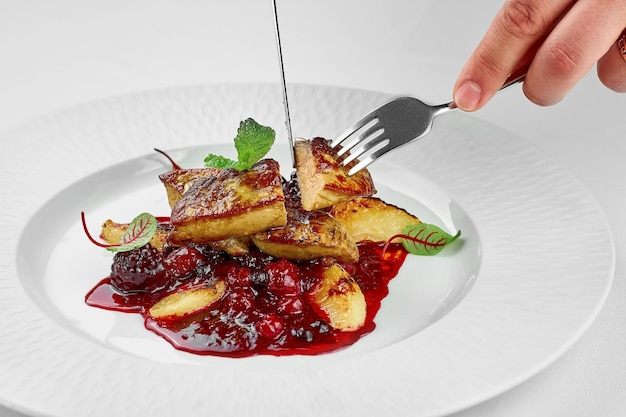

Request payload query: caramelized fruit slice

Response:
[307,263,366,331]
[328,197,421,242]
[149,280,226,319]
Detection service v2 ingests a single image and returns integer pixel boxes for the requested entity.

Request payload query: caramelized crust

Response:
[168,159,287,245]
[295,137,376,211]
[159,167,222,208]
[328,197,421,242]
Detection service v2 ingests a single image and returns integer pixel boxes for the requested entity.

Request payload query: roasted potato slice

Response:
[328,197,421,242]
[307,262,366,331]
[295,137,375,211]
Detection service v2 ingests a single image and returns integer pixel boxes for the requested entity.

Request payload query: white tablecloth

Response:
[1,1,624,416]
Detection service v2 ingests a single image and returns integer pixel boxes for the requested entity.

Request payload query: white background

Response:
[1,1,624,416]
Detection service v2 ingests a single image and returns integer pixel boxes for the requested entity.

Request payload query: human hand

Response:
[453,0,626,111]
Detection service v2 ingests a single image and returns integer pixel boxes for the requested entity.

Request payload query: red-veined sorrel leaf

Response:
[113,212,158,252]
[388,223,461,256]
[81,211,157,253]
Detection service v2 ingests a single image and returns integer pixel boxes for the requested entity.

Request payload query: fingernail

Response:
[454,81,482,111]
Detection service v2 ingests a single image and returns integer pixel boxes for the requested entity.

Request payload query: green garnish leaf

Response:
[81,211,157,253]
[232,118,275,169]
[204,118,275,171]
[387,223,461,256]
[203,154,238,169]
[109,212,158,252]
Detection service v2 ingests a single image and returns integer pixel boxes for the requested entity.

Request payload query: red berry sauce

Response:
[86,241,407,357]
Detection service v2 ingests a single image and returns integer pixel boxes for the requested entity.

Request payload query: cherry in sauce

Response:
[86,242,407,357]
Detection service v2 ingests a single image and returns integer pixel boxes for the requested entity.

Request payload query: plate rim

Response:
[0,82,615,417]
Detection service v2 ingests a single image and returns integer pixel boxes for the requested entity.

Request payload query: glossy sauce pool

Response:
[86,242,408,357]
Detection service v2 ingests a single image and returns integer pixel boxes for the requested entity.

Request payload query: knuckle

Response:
[598,75,624,92]
[598,64,626,93]
[500,0,547,39]
[520,39,584,106]
[473,51,507,78]
[522,86,558,106]
[543,41,582,78]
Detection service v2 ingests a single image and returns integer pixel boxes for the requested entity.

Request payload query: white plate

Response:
[0,84,614,417]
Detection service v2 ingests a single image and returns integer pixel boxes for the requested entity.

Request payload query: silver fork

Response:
[331,68,527,175]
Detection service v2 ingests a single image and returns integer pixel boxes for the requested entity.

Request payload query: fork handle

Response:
[499,64,528,92]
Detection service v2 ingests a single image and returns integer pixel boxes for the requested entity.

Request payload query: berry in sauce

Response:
[109,244,169,292]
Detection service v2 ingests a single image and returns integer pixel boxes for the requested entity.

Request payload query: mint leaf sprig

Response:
[204,118,275,171]
[383,223,461,256]
[81,211,157,252]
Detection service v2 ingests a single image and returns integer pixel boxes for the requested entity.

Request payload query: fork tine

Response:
[331,111,378,148]
[347,139,397,176]
[340,131,388,166]
[336,119,383,157]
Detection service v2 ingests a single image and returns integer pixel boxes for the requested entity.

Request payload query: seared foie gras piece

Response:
[251,177,359,263]
[307,262,366,331]
[328,197,421,242]
[294,137,376,211]
[208,236,252,256]
[168,159,287,246]
[251,209,359,263]
[159,167,222,208]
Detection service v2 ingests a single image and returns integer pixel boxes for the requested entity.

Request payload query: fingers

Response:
[597,31,626,93]
[454,0,575,111]
[454,0,626,111]
[522,0,626,105]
